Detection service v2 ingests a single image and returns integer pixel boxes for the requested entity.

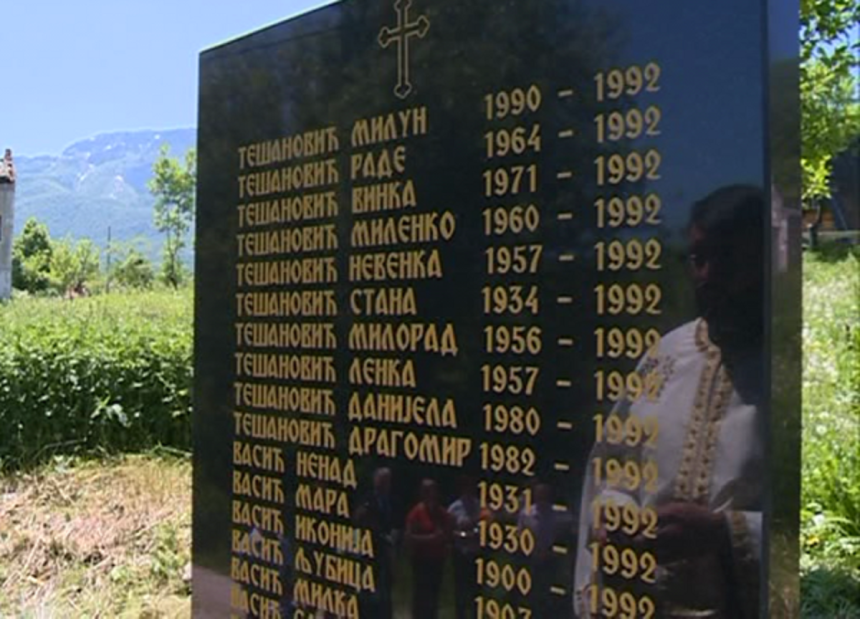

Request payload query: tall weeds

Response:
[0,290,192,471]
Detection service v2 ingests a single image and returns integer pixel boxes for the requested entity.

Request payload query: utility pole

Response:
[106,226,112,293]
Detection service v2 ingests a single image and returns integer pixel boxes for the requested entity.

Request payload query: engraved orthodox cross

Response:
[378,0,430,99]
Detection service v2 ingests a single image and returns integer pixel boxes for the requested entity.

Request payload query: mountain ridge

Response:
[13,128,197,252]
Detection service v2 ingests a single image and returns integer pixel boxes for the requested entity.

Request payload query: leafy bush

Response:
[49,237,101,294]
[109,244,156,290]
[13,218,107,296]
[0,289,192,471]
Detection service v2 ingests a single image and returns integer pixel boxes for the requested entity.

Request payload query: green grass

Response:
[3,287,190,325]
[801,247,860,618]
[0,288,193,471]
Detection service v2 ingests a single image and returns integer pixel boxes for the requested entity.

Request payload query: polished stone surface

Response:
[194,1,800,616]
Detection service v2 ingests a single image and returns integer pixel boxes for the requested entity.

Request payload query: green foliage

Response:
[12,217,54,293]
[107,240,155,290]
[800,0,860,203]
[49,237,101,294]
[801,59,860,201]
[0,289,192,471]
[149,524,188,587]
[801,249,860,617]
[12,220,104,295]
[149,145,196,288]
[801,0,860,60]
[801,566,860,618]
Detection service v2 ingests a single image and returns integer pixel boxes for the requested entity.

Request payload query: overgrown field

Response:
[801,247,860,618]
[0,289,193,472]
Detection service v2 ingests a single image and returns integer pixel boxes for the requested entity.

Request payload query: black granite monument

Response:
[194,1,801,616]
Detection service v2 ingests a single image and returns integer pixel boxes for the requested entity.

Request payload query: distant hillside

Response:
[14,129,196,252]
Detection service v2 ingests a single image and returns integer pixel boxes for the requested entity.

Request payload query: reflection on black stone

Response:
[448,476,482,619]
[575,187,766,619]
[406,479,452,619]
[356,467,397,619]
[519,482,575,618]
[193,0,799,617]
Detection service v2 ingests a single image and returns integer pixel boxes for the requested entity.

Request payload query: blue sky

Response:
[1,0,334,156]
[1,2,842,159]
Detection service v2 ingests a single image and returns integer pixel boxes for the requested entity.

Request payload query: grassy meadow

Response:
[0,249,858,617]
[800,247,860,618]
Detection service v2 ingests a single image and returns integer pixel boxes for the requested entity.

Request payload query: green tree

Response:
[800,0,860,203]
[108,241,155,289]
[149,144,196,288]
[49,238,100,294]
[12,218,53,293]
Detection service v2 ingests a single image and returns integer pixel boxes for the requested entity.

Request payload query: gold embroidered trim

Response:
[695,318,713,352]
[692,366,734,501]
[674,319,725,502]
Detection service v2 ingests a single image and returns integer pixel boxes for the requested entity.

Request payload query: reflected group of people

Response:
[325,185,767,619]
[356,471,575,619]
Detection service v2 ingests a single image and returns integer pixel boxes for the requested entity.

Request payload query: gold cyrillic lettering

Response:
[350,146,407,181]
[233,442,286,473]
[231,557,283,596]
[233,471,286,503]
[233,383,336,416]
[236,257,338,287]
[292,578,359,619]
[231,500,285,535]
[349,287,417,316]
[347,392,457,428]
[238,128,340,170]
[295,484,351,518]
[351,180,417,214]
[295,452,358,489]
[347,357,417,387]
[233,413,336,449]
[295,515,375,558]
[348,249,443,282]
[348,428,472,467]
[234,322,336,350]
[237,224,338,257]
[232,529,285,565]
[238,192,339,227]
[234,353,336,383]
[236,291,338,318]
[238,159,340,198]
[350,107,429,147]
[351,211,456,247]
[348,322,458,356]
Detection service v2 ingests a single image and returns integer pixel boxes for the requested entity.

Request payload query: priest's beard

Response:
[695,283,763,352]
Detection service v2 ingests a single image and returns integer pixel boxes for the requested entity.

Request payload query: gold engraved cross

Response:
[378,0,430,99]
